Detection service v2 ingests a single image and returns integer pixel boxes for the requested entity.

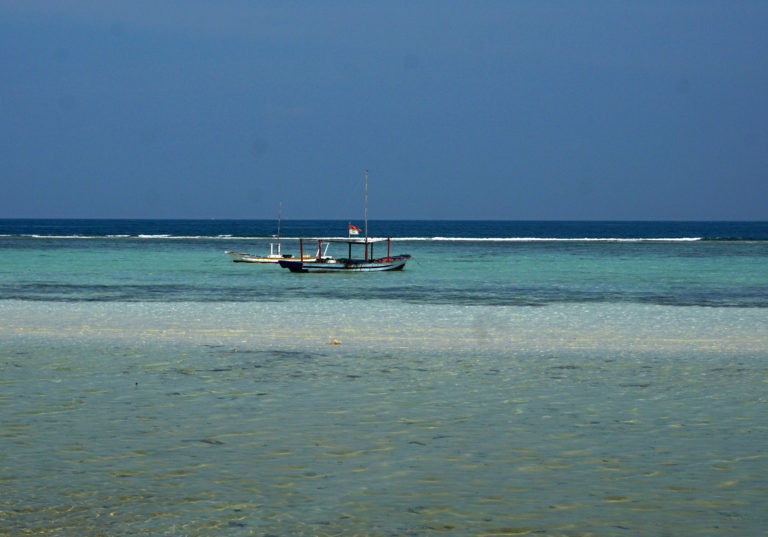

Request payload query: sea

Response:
[1,219,767,537]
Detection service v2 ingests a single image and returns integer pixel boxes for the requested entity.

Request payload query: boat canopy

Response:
[309,237,389,244]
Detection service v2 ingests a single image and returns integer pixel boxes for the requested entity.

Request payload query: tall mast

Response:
[364,170,368,241]
[277,201,282,252]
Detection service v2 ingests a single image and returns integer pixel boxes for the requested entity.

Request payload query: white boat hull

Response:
[226,251,287,263]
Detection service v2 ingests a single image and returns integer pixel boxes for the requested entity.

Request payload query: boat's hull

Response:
[226,251,313,264]
[225,251,276,263]
[279,256,410,273]
[229,255,283,263]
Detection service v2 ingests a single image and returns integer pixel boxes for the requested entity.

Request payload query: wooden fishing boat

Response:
[225,247,292,263]
[225,202,326,263]
[278,237,410,272]
[226,242,329,264]
[277,171,411,273]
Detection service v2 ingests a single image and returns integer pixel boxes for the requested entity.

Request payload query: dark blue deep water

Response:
[2,218,768,240]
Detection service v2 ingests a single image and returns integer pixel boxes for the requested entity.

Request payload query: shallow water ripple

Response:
[1,339,766,536]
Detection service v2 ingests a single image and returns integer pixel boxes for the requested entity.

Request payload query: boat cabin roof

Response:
[309,237,389,244]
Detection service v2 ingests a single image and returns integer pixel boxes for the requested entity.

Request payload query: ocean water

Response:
[1,220,767,536]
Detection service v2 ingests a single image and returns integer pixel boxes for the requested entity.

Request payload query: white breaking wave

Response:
[7,234,703,242]
[390,236,703,242]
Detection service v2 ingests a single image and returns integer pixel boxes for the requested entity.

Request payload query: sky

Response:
[2,1,767,220]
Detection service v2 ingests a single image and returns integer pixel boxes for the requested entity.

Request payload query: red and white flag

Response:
[348,224,361,236]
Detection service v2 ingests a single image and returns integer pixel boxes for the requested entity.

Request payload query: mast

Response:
[364,170,368,241]
[364,170,369,260]
[277,201,282,254]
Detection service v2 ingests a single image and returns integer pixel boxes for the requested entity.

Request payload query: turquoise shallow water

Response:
[1,221,768,536]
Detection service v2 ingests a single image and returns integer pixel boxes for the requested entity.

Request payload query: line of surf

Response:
[4,234,747,242]
[391,236,704,242]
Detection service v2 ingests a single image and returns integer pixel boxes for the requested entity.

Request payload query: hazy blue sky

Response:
[2,1,767,220]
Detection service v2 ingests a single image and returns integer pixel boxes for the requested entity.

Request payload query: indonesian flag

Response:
[349,224,361,236]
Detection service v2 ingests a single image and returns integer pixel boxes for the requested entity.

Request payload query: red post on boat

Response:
[317,240,322,261]
[299,238,303,260]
